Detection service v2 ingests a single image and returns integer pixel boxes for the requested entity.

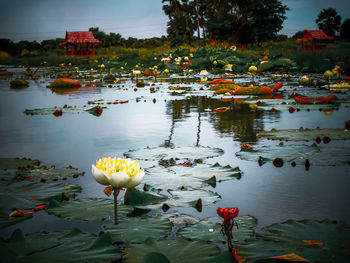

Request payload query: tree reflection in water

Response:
[165,96,281,144]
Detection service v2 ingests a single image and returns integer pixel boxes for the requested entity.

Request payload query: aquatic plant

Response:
[217,207,241,263]
[10,79,29,88]
[91,157,144,224]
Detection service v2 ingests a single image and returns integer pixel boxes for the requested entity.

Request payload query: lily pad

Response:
[105,216,172,244]
[166,189,221,208]
[143,166,204,190]
[235,219,350,263]
[0,181,81,213]
[0,228,121,263]
[158,212,200,225]
[124,188,167,206]
[142,163,242,191]
[171,163,243,182]
[18,166,85,182]
[244,99,338,111]
[259,128,350,141]
[0,210,33,229]
[236,142,350,166]
[124,236,232,263]
[47,198,133,221]
[0,157,40,170]
[23,105,105,116]
[124,146,224,161]
[178,215,257,243]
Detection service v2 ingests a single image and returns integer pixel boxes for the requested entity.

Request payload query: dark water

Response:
[1,69,350,238]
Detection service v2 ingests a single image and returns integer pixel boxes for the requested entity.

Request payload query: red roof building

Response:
[296,30,334,50]
[60,31,101,56]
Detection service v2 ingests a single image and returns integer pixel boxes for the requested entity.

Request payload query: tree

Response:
[162,0,197,46]
[202,0,252,43]
[316,8,341,37]
[200,0,288,45]
[292,30,307,40]
[249,0,289,44]
[340,18,350,40]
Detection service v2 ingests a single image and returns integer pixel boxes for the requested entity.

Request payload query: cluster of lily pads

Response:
[2,55,350,262]
[2,155,349,262]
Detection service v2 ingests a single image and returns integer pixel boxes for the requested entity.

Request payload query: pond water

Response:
[1,68,350,240]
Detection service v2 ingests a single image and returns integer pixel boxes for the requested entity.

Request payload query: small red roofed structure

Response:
[60,31,101,56]
[296,30,334,50]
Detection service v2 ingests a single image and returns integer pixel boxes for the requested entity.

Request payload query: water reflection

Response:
[166,96,281,143]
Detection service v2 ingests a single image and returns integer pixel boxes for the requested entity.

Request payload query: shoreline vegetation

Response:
[0,40,349,75]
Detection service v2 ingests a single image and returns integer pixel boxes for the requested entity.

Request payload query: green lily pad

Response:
[178,215,257,243]
[235,219,350,263]
[259,128,350,141]
[48,198,133,221]
[124,237,232,263]
[0,181,81,213]
[274,58,295,67]
[0,210,33,229]
[0,228,121,263]
[0,157,40,170]
[166,189,221,208]
[18,166,85,182]
[124,188,167,206]
[23,105,105,116]
[143,163,242,191]
[258,61,275,71]
[143,166,204,190]
[244,99,338,111]
[158,212,200,225]
[171,163,243,182]
[105,216,172,244]
[124,146,224,161]
[236,142,350,166]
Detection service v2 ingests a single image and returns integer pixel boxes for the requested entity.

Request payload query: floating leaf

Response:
[124,237,232,263]
[18,166,84,182]
[24,105,105,116]
[0,228,121,263]
[47,198,133,221]
[166,189,221,208]
[124,188,167,206]
[124,146,224,161]
[0,210,33,229]
[236,142,350,166]
[178,215,257,243]
[105,216,172,244]
[143,163,242,191]
[0,157,40,170]
[259,128,350,141]
[0,180,81,214]
[143,166,204,190]
[171,163,243,182]
[235,219,350,263]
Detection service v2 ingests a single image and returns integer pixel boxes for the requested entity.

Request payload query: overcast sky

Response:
[0,0,349,42]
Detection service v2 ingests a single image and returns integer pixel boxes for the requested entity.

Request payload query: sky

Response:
[0,0,349,42]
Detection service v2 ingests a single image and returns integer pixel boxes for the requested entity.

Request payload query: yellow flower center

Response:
[96,157,142,178]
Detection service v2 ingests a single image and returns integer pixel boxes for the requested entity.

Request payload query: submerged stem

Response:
[113,187,118,224]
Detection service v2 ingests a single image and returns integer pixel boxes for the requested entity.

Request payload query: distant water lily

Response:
[92,157,144,223]
[248,65,257,73]
[199,70,208,75]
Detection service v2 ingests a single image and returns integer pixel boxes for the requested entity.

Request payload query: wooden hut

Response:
[296,30,334,50]
[59,31,101,56]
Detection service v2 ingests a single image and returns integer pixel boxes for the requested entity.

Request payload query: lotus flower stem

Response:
[113,187,118,224]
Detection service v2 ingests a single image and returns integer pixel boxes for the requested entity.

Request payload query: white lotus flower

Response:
[199,70,208,75]
[91,157,144,188]
[132,70,141,75]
